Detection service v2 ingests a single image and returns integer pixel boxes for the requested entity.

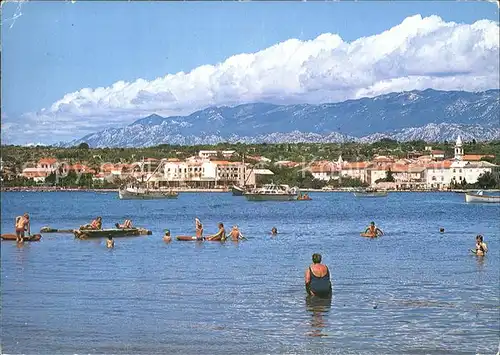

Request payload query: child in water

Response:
[106,236,114,248]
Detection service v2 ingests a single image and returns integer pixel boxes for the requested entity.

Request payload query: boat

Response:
[244,184,299,201]
[118,158,179,200]
[175,235,223,242]
[1,233,42,242]
[465,190,500,203]
[231,185,246,196]
[297,192,312,201]
[40,227,74,233]
[353,188,388,198]
[118,186,179,200]
[74,228,152,239]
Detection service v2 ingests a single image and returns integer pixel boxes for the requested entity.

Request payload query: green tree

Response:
[476,171,498,189]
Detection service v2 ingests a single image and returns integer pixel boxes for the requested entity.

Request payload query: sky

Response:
[1,1,499,145]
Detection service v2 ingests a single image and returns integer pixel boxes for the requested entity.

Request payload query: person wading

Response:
[305,253,332,298]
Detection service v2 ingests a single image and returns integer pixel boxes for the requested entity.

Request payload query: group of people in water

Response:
[12,212,490,298]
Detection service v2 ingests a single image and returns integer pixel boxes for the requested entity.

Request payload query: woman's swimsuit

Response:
[307,267,332,298]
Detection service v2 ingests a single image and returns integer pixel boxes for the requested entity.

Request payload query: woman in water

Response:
[305,253,332,298]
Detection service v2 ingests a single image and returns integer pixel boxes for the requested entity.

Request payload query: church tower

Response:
[454,136,463,161]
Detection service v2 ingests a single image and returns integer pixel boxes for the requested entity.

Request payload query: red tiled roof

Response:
[38,158,57,165]
[463,154,495,161]
[343,162,369,170]
[426,161,453,169]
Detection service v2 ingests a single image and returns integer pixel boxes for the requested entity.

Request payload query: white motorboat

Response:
[244,184,299,201]
[464,190,500,203]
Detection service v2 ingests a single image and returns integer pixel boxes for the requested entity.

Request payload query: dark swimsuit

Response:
[307,267,332,298]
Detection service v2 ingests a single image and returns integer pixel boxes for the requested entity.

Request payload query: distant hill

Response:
[65,89,500,147]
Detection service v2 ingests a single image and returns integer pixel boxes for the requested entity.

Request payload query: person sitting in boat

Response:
[206,223,226,241]
[81,216,102,230]
[363,221,384,237]
[195,220,204,241]
[106,236,114,248]
[271,227,278,236]
[15,213,30,243]
[473,235,488,256]
[115,219,133,229]
[163,229,172,243]
[305,253,332,298]
[229,225,245,241]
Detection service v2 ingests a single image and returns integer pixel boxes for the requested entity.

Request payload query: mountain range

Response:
[65,89,500,147]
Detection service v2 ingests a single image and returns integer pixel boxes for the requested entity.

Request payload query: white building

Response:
[425,161,452,190]
[449,136,497,185]
[198,150,218,159]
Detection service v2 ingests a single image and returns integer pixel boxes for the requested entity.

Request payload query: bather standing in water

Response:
[473,235,488,256]
[106,236,114,248]
[195,218,204,241]
[229,225,245,241]
[305,253,332,298]
[271,227,278,236]
[15,213,30,243]
[163,229,172,243]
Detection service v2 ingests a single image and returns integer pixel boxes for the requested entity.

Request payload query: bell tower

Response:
[454,136,463,161]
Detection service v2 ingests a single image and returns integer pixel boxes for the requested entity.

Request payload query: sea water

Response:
[1,191,499,354]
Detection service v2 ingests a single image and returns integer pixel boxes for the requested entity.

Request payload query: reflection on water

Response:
[305,295,332,337]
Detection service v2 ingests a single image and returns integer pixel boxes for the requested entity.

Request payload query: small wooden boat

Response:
[176,235,203,241]
[74,228,152,239]
[1,233,42,242]
[118,186,179,200]
[353,189,388,198]
[465,190,500,204]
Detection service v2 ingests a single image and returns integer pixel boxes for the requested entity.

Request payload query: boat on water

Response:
[118,186,179,200]
[231,185,246,196]
[353,188,388,198]
[1,233,42,242]
[464,190,500,204]
[74,228,152,239]
[244,184,299,201]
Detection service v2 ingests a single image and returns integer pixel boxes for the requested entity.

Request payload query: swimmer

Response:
[363,221,384,237]
[473,235,488,256]
[106,236,114,248]
[271,227,278,236]
[206,223,226,241]
[163,229,172,243]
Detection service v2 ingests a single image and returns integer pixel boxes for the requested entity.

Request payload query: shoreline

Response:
[1,187,499,193]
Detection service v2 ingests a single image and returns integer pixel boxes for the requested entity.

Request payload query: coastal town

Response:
[2,137,498,191]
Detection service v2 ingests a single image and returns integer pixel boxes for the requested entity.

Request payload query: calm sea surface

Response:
[1,191,499,354]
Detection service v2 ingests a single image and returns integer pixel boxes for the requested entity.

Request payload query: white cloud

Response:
[4,14,500,145]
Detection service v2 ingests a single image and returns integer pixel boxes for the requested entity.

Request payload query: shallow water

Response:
[1,191,499,354]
